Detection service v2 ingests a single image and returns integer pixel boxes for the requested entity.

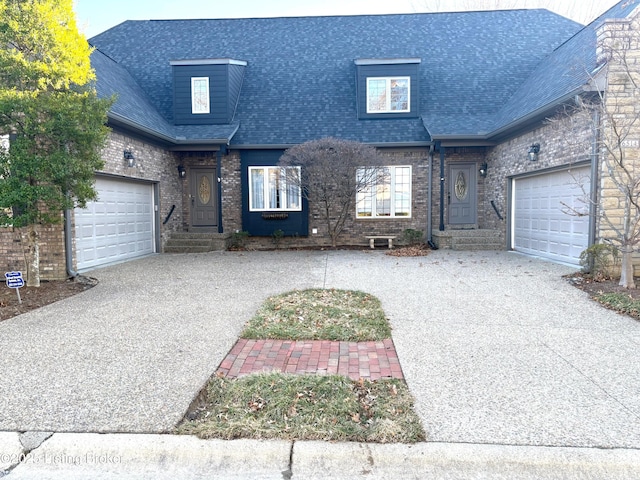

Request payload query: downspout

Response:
[427,144,437,248]
[216,146,226,234]
[589,108,600,246]
[64,208,78,279]
[438,142,445,231]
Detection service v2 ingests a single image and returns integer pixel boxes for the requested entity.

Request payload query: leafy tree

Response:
[0,0,112,286]
[279,137,387,247]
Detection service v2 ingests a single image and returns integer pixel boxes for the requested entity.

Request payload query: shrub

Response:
[579,243,619,280]
[228,231,249,250]
[271,229,284,248]
[401,228,424,246]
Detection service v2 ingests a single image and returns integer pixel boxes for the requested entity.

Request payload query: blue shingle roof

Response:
[490,0,640,135]
[91,49,239,142]
[88,9,601,146]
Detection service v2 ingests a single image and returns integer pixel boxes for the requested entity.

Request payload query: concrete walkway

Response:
[1,250,639,478]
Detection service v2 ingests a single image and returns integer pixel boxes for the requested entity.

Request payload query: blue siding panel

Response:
[240,150,309,237]
[172,64,230,125]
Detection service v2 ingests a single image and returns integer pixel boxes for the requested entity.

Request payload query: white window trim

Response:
[191,77,210,114]
[356,165,412,219]
[366,76,410,114]
[248,166,302,212]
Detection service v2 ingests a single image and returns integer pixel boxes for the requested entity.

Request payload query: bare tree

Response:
[549,13,640,288]
[595,15,640,288]
[279,137,387,247]
[411,0,616,25]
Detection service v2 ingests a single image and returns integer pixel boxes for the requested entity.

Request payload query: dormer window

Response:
[366,77,410,113]
[171,58,247,125]
[355,58,420,119]
[191,77,210,114]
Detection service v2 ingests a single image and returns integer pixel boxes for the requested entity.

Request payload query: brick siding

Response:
[1,129,184,280]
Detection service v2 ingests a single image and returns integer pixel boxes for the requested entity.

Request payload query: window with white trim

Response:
[191,77,210,114]
[366,77,410,113]
[249,166,302,211]
[356,166,412,218]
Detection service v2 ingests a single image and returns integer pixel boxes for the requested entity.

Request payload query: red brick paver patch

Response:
[216,339,403,381]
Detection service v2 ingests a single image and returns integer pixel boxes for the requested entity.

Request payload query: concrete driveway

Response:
[1,249,639,449]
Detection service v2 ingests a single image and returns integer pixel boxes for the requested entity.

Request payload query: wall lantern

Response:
[124,150,136,168]
[528,143,540,162]
[177,165,186,179]
[479,162,488,178]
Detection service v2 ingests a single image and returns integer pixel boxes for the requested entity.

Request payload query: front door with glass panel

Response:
[191,168,218,228]
[448,163,477,225]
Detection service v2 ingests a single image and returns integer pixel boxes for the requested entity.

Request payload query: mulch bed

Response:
[565,272,640,301]
[0,277,97,322]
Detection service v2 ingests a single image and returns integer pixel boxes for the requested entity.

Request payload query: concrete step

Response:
[451,243,503,251]
[164,246,212,254]
[432,229,502,251]
[164,232,230,253]
[452,239,502,250]
[165,239,212,248]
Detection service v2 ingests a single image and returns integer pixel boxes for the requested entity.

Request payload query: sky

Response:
[74,0,621,39]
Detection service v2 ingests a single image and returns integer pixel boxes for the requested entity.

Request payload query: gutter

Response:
[108,113,177,144]
[233,141,434,150]
[485,88,586,141]
[107,112,238,146]
[427,88,589,145]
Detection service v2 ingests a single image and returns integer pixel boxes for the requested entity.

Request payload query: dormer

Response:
[354,58,420,119]
[170,58,247,125]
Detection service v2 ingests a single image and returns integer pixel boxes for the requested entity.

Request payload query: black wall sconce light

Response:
[124,150,136,168]
[177,165,186,179]
[528,143,540,162]
[479,161,488,178]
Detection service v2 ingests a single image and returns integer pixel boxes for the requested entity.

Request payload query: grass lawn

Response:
[176,373,424,443]
[241,288,391,341]
[176,288,426,443]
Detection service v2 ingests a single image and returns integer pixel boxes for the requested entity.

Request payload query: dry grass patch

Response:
[241,288,391,341]
[176,372,425,443]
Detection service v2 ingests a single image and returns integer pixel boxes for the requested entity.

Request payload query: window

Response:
[249,166,302,211]
[191,77,210,114]
[356,166,412,218]
[366,77,410,113]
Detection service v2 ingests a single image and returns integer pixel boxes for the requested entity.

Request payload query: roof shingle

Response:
[89,8,610,145]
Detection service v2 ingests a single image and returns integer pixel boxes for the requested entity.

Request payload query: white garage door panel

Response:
[75,177,154,270]
[513,167,590,265]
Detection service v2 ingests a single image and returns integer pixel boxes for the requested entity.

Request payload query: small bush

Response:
[271,229,284,247]
[228,231,249,250]
[401,228,424,246]
[579,244,619,280]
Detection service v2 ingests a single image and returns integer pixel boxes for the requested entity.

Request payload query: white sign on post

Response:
[5,271,24,304]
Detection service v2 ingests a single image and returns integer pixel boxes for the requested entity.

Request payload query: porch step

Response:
[432,229,502,251]
[164,232,230,253]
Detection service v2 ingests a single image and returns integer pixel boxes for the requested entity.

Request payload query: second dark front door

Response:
[449,163,477,225]
[191,168,218,228]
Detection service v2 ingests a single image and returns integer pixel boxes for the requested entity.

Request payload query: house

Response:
[2,1,639,278]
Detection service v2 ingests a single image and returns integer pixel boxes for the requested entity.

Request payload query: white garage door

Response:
[513,166,590,265]
[75,177,155,271]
